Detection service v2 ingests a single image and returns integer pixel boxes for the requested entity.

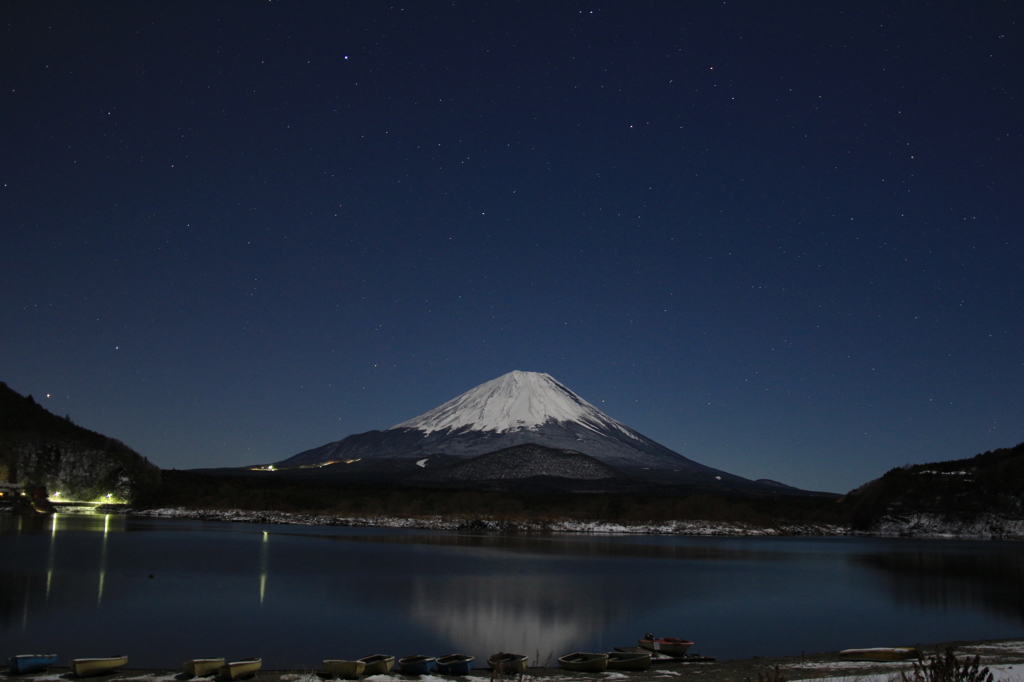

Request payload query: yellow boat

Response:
[183,658,226,677]
[840,647,919,661]
[324,660,365,679]
[70,656,128,677]
[218,658,262,680]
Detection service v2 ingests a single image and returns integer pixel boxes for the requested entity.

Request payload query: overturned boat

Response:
[218,658,262,680]
[183,658,225,678]
[70,656,129,678]
[9,654,59,675]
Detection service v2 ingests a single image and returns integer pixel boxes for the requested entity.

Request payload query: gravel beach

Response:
[10,639,1023,682]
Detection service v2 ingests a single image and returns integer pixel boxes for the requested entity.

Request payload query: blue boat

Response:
[9,655,59,675]
[398,655,437,675]
[435,654,474,675]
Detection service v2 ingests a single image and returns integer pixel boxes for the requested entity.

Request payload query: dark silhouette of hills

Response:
[0,382,160,503]
[845,441,1024,532]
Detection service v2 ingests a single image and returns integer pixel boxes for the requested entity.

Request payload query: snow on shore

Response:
[871,512,1024,539]
[124,507,845,536]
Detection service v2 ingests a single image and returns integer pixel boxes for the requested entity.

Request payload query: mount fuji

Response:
[263,371,805,495]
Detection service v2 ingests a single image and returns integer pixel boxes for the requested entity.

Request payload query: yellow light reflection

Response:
[46,515,57,600]
[98,515,110,603]
[259,531,269,605]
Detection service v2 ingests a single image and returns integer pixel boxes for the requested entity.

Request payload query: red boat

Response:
[638,634,693,656]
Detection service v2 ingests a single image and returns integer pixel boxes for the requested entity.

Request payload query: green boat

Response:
[358,654,394,675]
[488,652,528,674]
[606,652,651,671]
[558,652,608,673]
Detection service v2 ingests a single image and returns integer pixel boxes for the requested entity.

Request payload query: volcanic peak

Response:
[390,370,637,440]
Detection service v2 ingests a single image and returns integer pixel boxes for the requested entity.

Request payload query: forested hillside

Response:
[0,382,160,503]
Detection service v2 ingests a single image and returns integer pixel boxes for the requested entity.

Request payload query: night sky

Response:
[3,2,1022,493]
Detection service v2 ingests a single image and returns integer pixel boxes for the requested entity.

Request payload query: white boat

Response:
[840,647,918,661]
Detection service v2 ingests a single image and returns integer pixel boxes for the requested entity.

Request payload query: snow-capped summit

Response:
[391,370,636,439]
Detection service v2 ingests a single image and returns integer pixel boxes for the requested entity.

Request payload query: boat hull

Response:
[487,653,528,674]
[358,655,395,675]
[399,655,437,675]
[558,653,608,673]
[840,648,918,662]
[218,658,262,680]
[639,638,693,656]
[70,656,129,678]
[606,652,651,671]
[184,659,226,677]
[436,654,474,675]
[324,660,366,679]
[9,655,59,675]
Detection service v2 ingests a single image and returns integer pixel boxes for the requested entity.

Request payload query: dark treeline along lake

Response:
[2,513,1023,669]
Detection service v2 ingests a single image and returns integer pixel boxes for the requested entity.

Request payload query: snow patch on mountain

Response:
[390,370,638,440]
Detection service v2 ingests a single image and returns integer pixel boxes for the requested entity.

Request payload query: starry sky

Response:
[3,2,1022,493]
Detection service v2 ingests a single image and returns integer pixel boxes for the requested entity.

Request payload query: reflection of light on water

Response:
[410,575,616,658]
[46,515,58,600]
[260,531,269,605]
[98,515,109,603]
[21,580,30,631]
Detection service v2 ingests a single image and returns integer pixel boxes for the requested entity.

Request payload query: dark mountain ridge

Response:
[845,441,1024,533]
[0,382,160,503]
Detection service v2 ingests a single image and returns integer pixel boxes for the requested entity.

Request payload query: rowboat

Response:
[436,654,474,675]
[69,655,128,677]
[183,658,226,677]
[840,648,919,661]
[358,654,395,675]
[399,655,437,675]
[606,652,651,671]
[218,658,262,680]
[324,660,365,679]
[557,652,608,673]
[487,652,528,674]
[9,654,58,675]
[638,635,693,656]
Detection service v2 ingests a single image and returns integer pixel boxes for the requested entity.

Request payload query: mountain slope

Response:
[0,382,161,502]
[410,444,627,483]
[844,442,1024,534]
[269,371,785,493]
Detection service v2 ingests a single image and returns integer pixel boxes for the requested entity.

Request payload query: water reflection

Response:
[304,529,787,563]
[411,574,625,659]
[0,511,128,535]
[0,513,128,626]
[858,546,1024,625]
[260,530,269,605]
[2,517,1023,667]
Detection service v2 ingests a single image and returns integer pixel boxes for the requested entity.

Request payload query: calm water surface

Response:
[2,513,1022,668]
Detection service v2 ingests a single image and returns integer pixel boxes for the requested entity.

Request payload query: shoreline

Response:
[12,639,1024,682]
[85,506,1024,540]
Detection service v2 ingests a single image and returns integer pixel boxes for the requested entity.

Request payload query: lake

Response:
[1,513,1022,669]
